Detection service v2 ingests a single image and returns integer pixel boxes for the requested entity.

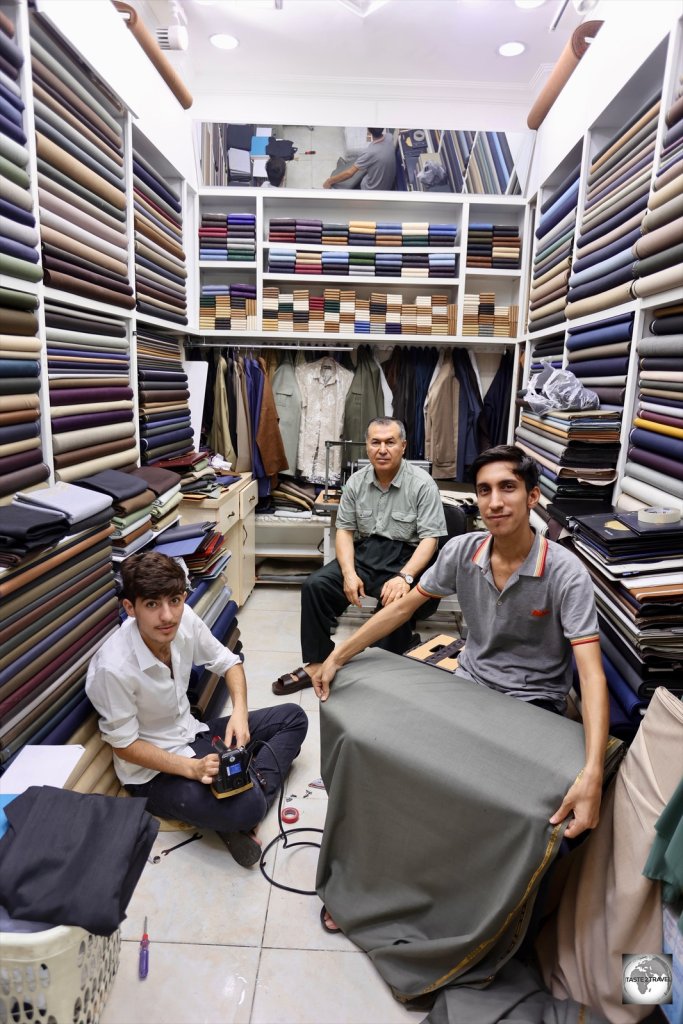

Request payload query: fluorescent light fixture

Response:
[210,33,240,49]
[498,40,526,57]
[514,0,546,9]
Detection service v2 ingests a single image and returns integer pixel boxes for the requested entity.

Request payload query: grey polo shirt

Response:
[418,530,599,708]
[336,460,447,547]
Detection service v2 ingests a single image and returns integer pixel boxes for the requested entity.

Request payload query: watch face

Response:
[403,574,414,585]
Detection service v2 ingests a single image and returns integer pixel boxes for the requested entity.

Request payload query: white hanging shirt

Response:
[295,358,353,483]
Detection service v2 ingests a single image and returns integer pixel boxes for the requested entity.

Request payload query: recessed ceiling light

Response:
[498,41,526,57]
[210,33,240,50]
[514,0,545,9]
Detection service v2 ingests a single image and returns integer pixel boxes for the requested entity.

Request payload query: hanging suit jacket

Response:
[295,358,353,483]
[424,350,460,479]
[272,353,302,478]
[207,354,237,466]
[342,345,384,446]
[256,356,288,482]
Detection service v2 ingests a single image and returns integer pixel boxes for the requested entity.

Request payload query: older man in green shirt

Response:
[272,417,447,695]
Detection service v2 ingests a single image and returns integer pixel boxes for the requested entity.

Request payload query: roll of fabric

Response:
[527,22,603,130]
[565,284,634,319]
[620,473,683,512]
[56,446,140,483]
[632,264,683,297]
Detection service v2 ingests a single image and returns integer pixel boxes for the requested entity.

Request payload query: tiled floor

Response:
[274,126,348,190]
[101,585,442,1024]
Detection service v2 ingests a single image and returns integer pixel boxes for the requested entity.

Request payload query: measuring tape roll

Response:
[281,806,300,824]
[637,506,682,525]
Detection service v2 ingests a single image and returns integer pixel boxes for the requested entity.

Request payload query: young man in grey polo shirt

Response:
[314,444,608,842]
[272,417,447,696]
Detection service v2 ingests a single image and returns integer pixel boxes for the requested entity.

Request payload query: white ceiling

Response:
[141,0,588,107]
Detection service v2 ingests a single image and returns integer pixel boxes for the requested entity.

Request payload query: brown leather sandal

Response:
[271,666,314,695]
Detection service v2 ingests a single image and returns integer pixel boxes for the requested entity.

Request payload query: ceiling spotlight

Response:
[210,33,240,49]
[498,41,526,57]
[514,0,545,8]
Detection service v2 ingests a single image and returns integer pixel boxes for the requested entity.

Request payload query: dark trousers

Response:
[301,535,430,664]
[127,704,308,833]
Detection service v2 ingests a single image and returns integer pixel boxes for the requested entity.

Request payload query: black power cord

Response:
[250,739,323,896]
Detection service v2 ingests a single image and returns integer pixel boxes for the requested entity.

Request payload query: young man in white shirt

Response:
[86,552,308,867]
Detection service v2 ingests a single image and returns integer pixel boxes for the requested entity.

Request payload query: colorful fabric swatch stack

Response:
[261,287,457,335]
[199,284,257,330]
[198,211,256,262]
[467,224,521,269]
[133,149,187,325]
[267,219,458,247]
[462,292,518,337]
[268,249,458,279]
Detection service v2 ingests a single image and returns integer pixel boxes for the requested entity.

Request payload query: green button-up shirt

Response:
[335,461,447,547]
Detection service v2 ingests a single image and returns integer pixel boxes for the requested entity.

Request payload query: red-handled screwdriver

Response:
[139,916,149,979]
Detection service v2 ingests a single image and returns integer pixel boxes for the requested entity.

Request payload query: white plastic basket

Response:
[0,926,120,1024]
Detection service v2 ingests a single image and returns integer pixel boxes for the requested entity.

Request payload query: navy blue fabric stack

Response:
[528,164,580,334]
[137,328,193,465]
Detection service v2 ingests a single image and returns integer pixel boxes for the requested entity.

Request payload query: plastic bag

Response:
[416,161,447,187]
[524,361,599,415]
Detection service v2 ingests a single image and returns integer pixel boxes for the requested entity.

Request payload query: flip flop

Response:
[320,904,341,934]
[272,666,314,696]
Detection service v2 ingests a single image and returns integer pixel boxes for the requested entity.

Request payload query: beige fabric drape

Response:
[538,687,683,1023]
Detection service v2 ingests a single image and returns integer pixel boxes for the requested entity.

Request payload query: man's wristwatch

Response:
[397,572,414,586]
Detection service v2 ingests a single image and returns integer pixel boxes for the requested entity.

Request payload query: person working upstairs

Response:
[314,444,609,841]
[323,128,396,190]
[86,552,308,867]
[272,417,447,696]
[261,156,286,188]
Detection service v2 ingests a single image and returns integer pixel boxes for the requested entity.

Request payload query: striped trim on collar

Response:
[471,532,549,578]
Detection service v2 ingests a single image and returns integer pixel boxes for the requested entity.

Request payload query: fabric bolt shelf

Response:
[199,209,256,263]
[529,164,581,334]
[44,302,138,482]
[0,499,119,763]
[267,217,457,248]
[29,12,132,309]
[0,293,49,497]
[133,148,187,324]
[137,329,194,468]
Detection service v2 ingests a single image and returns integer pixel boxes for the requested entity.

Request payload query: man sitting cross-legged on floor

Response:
[272,417,447,697]
[86,552,308,867]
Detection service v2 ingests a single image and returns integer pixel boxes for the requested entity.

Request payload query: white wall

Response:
[528,0,682,195]
[36,0,198,187]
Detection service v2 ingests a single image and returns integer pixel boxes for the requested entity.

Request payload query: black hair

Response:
[470,445,540,493]
[121,552,187,604]
[266,156,286,186]
[367,128,384,140]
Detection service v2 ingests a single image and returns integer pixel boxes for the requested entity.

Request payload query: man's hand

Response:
[323,178,332,189]
[380,575,410,606]
[550,767,603,839]
[342,572,366,608]
[224,708,250,749]
[187,753,220,785]
[312,656,340,703]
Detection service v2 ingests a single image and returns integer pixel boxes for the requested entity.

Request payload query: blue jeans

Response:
[127,704,308,833]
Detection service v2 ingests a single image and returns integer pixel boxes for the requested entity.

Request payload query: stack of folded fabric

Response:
[46,301,138,482]
[133,148,187,325]
[628,79,683,300]
[76,468,156,559]
[268,479,316,516]
[0,497,118,766]
[198,283,257,330]
[566,312,634,407]
[30,13,133,308]
[322,222,349,245]
[566,91,662,320]
[462,291,517,337]
[515,386,621,512]
[467,223,521,269]
[198,210,256,262]
[152,451,225,502]
[261,287,458,335]
[529,333,565,372]
[137,328,194,466]
[0,10,42,288]
[0,290,50,498]
[615,303,683,515]
[528,164,580,333]
[568,511,683,722]
[128,464,183,539]
[266,251,457,280]
[268,249,296,274]
[267,219,458,247]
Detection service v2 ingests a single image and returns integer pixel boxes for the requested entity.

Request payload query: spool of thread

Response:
[637,506,681,525]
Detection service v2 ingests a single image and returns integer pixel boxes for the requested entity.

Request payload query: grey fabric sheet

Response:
[316,649,621,1004]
